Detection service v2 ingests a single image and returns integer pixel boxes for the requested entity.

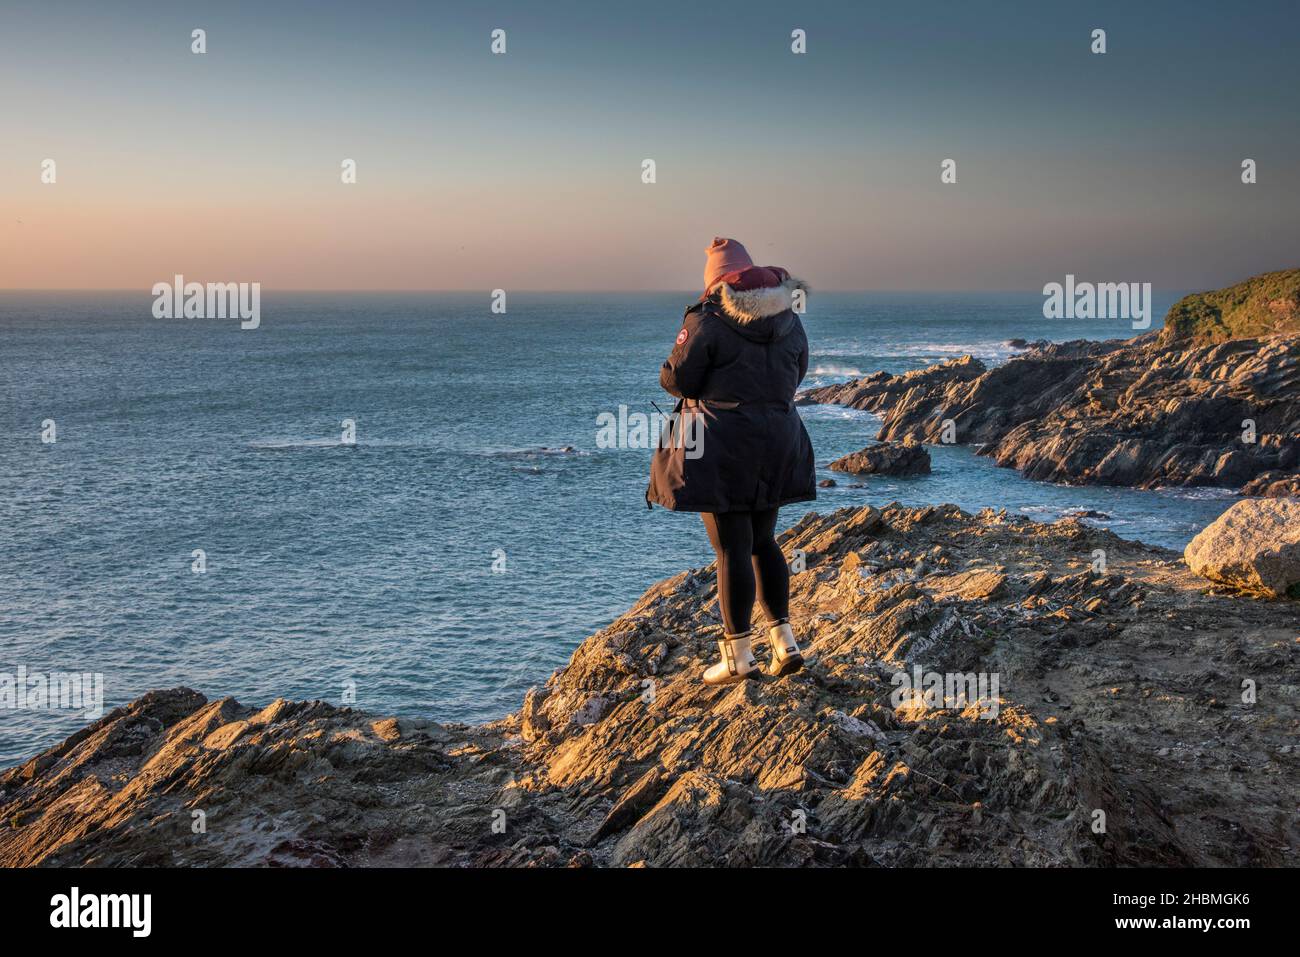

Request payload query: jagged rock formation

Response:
[1240,470,1300,498]
[798,275,1300,492]
[0,692,522,867]
[1185,498,1300,598]
[829,440,931,476]
[796,353,987,414]
[3,505,1297,868]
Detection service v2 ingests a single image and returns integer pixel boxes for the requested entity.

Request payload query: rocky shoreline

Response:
[3,503,1297,867]
[798,270,1300,494]
[4,271,1297,868]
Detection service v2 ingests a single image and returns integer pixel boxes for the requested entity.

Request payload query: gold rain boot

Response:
[764,620,804,677]
[702,631,761,685]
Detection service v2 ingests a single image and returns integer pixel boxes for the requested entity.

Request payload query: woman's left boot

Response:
[765,620,804,677]
[702,631,761,685]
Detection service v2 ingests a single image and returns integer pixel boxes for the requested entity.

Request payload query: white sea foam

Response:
[889,342,1018,363]
[1159,486,1238,501]
[797,404,881,423]
[1014,503,1136,526]
[811,341,1020,373]
[248,438,423,450]
[248,438,352,449]
[479,446,588,458]
[809,363,867,378]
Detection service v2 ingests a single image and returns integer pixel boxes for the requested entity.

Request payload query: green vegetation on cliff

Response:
[1161,268,1300,344]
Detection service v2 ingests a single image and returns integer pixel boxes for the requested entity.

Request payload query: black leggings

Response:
[701,508,790,636]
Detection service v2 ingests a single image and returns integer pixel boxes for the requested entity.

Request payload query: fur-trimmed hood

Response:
[708,277,808,343]
[718,277,808,323]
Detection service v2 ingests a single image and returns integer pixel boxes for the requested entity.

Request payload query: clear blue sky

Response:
[3,0,1298,290]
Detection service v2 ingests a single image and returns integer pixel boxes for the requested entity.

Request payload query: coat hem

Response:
[647,491,817,514]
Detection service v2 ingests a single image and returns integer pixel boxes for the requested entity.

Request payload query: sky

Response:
[2,0,1299,291]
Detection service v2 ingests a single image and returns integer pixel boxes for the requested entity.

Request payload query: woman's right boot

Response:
[765,620,804,677]
[702,631,761,685]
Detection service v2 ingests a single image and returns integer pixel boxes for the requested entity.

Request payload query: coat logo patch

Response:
[676,328,689,346]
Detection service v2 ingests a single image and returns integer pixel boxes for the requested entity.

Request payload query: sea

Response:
[0,290,1237,765]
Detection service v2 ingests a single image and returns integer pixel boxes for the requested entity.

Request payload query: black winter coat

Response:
[647,279,817,513]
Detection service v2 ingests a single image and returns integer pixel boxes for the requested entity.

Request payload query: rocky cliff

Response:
[1160,268,1300,345]
[3,504,1297,867]
[798,272,1300,492]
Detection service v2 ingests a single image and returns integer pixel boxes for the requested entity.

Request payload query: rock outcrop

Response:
[829,440,931,476]
[4,505,1297,868]
[1240,470,1300,498]
[1160,268,1300,345]
[1184,498,1300,598]
[798,271,1300,493]
[796,354,987,413]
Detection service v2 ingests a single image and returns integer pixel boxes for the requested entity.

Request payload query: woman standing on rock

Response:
[647,238,817,685]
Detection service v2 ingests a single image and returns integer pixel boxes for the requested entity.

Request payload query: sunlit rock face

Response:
[799,271,1300,495]
[4,503,1296,868]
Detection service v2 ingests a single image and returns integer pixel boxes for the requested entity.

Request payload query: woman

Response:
[647,237,817,685]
